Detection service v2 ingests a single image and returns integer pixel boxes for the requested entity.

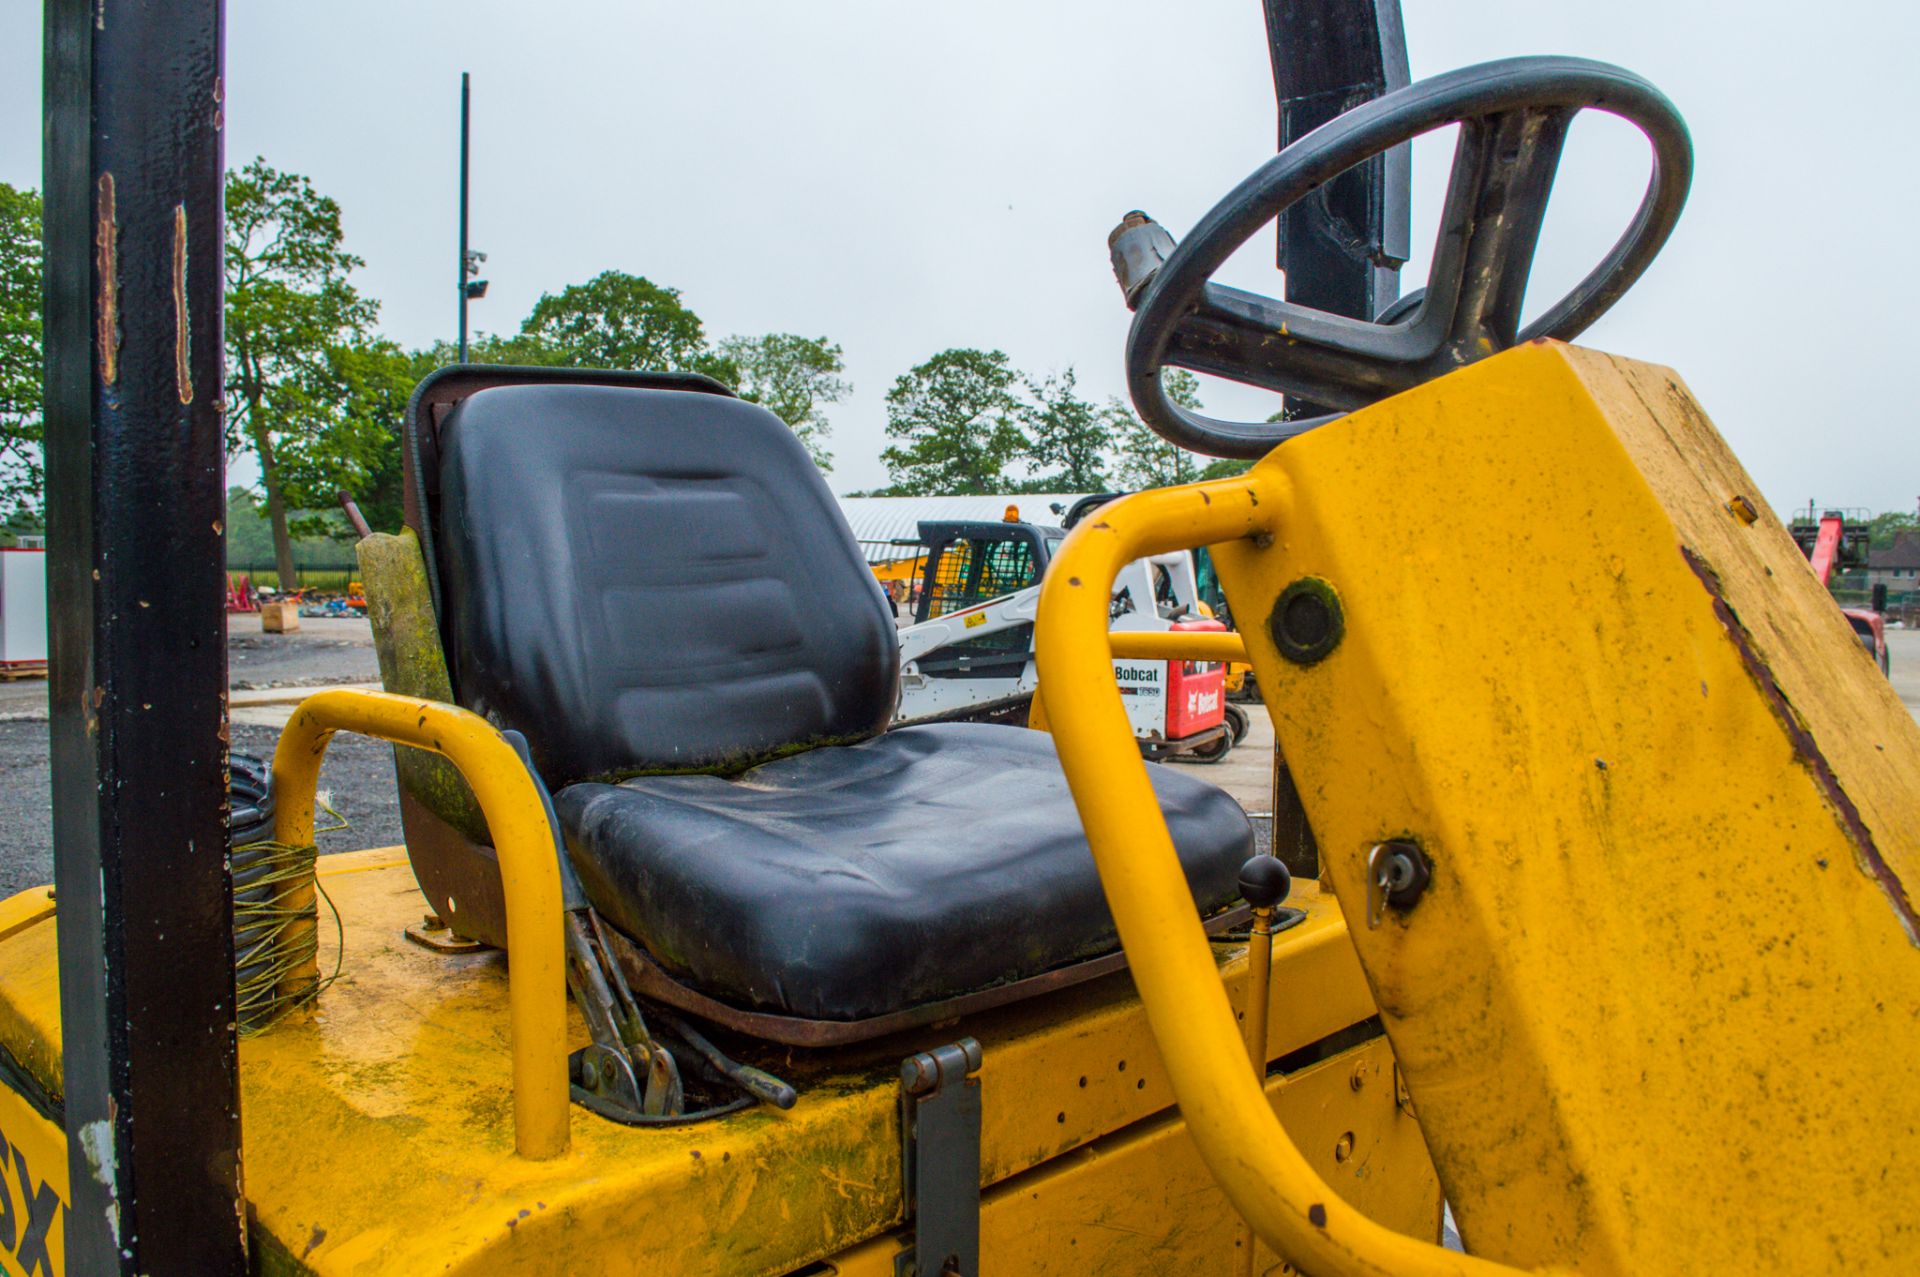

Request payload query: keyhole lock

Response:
[1365,841,1431,928]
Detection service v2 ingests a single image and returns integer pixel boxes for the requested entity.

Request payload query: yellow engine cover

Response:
[1212,341,1920,1272]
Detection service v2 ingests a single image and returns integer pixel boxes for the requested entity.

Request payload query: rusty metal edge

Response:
[1681,545,1918,944]
[604,903,1258,1048]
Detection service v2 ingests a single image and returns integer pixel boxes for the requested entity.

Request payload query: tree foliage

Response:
[223,487,358,577]
[474,274,848,468]
[279,340,431,539]
[502,271,725,378]
[1108,369,1208,489]
[1196,456,1253,480]
[881,348,1025,495]
[716,333,847,471]
[0,184,43,516]
[1020,369,1110,491]
[1866,510,1918,551]
[225,159,380,586]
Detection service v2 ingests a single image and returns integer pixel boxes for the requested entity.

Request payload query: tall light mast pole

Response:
[458,72,487,361]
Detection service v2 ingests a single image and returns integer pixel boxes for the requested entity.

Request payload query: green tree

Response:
[0,184,44,515]
[882,349,1025,495]
[225,159,379,589]
[1192,403,1270,481]
[507,271,729,379]
[716,333,848,471]
[1866,510,1918,551]
[278,339,430,539]
[1020,369,1110,491]
[1109,370,1207,488]
[1196,457,1253,481]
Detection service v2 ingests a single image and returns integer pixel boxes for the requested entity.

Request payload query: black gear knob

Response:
[1238,854,1292,909]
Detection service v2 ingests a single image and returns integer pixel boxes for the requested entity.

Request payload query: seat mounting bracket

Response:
[895,1038,983,1277]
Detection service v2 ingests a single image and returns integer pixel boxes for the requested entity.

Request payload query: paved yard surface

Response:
[0,720,403,897]
[0,617,391,893]
[1886,628,1920,716]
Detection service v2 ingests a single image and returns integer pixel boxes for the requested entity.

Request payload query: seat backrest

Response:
[429,380,898,784]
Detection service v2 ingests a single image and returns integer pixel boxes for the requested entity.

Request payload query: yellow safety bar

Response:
[272,689,570,1161]
[1036,477,1525,1277]
[1106,630,1247,663]
[1029,630,1249,731]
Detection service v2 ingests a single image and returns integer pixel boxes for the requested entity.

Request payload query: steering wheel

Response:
[1119,56,1692,458]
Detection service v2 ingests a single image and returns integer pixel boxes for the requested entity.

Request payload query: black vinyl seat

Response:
[424,377,1253,1022]
[558,722,1249,1021]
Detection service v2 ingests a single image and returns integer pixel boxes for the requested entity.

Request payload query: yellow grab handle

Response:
[1027,631,1247,733]
[1035,478,1522,1277]
[272,689,570,1161]
[1106,630,1247,663]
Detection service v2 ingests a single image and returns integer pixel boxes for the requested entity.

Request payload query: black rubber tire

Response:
[1179,733,1233,766]
[1224,703,1251,748]
[230,751,275,848]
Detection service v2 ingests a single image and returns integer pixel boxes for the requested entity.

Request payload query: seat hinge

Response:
[896,1038,983,1277]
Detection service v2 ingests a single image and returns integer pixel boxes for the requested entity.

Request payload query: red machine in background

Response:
[1163,617,1230,741]
[1113,616,1237,762]
[225,572,260,613]
[1793,508,1891,675]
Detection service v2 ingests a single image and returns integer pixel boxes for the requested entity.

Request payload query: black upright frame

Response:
[44,0,245,1271]
[1262,0,1411,322]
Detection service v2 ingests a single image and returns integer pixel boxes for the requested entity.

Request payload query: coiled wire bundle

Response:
[230,755,343,1033]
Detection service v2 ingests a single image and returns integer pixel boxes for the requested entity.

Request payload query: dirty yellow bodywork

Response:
[0,532,1437,1275]
[272,690,571,1161]
[0,887,64,1277]
[0,854,1434,1274]
[1038,340,1920,1273]
[4,337,1905,1273]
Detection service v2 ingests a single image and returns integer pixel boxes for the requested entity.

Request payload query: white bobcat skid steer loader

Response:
[892,517,1250,761]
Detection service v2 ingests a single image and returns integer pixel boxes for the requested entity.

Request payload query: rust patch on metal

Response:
[94,173,118,385]
[172,204,192,403]
[602,902,1259,1047]
[1682,546,1917,944]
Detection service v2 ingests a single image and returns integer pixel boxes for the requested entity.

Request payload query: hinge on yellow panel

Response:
[896,1039,983,1277]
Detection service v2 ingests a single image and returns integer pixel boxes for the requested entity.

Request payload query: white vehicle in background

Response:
[890,504,1250,762]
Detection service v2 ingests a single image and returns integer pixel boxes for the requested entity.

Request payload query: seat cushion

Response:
[433,382,899,785]
[555,722,1253,1021]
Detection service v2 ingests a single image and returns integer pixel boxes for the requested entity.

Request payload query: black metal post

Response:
[1263,0,1411,324]
[458,71,470,363]
[44,0,245,1271]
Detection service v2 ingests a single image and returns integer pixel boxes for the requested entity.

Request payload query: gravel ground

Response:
[226,616,381,689]
[0,618,394,893]
[0,721,404,897]
[231,724,406,856]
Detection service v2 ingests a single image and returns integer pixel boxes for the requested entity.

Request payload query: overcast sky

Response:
[2,1,1915,514]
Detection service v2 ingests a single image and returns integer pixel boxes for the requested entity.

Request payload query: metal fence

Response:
[226,568,356,594]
